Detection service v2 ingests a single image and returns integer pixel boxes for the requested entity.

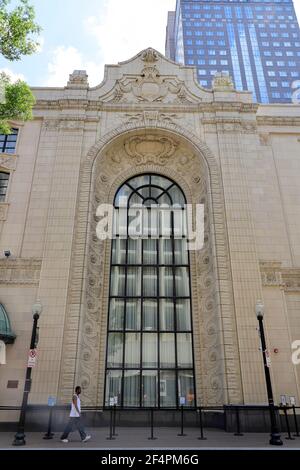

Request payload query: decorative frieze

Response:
[0,258,42,285]
[0,203,9,221]
[0,154,18,171]
[260,261,300,292]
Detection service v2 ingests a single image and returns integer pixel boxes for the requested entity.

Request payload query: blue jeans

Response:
[61,417,87,440]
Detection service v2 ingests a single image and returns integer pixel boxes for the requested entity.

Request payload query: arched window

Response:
[105,174,196,408]
[0,172,9,202]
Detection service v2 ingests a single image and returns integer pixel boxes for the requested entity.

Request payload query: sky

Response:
[0,0,300,88]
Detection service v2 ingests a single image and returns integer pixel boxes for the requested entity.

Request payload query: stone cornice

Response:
[0,258,42,285]
[33,98,258,115]
[260,261,300,292]
[257,116,300,126]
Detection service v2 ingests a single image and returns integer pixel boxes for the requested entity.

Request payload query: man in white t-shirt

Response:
[61,386,91,443]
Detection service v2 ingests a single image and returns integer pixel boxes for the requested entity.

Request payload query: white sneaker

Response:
[61,439,69,443]
[82,435,91,443]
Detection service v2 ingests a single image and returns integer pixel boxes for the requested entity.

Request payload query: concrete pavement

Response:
[1,428,300,449]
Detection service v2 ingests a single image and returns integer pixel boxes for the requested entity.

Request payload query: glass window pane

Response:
[157,192,172,206]
[127,239,142,264]
[160,333,175,367]
[159,239,173,265]
[126,299,141,330]
[151,175,173,190]
[112,239,126,264]
[107,333,123,367]
[127,267,141,296]
[105,370,122,407]
[142,371,158,407]
[109,299,125,330]
[159,300,174,331]
[143,300,157,331]
[159,267,173,296]
[175,268,190,296]
[143,267,157,296]
[160,371,176,408]
[128,175,150,189]
[142,333,158,367]
[150,187,164,200]
[110,267,126,296]
[6,134,17,142]
[124,370,140,407]
[178,371,195,407]
[169,185,185,206]
[159,209,172,237]
[177,333,193,368]
[174,239,188,265]
[173,209,187,238]
[115,185,132,207]
[143,239,157,265]
[125,333,140,368]
[176,300,191,331]
[113,208,127,237]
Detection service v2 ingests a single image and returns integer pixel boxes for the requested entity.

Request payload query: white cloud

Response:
[0,68,26,82]
[46,46,103,87]
[46,0,175,87]
[84,0,175,69]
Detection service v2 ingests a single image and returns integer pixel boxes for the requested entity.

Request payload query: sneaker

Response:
[82,435,91,443]
[61,439,69,443]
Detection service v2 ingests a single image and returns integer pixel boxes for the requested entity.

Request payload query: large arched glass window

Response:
[105,174,196,408]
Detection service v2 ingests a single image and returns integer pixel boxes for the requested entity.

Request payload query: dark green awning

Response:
[0,303,16,344]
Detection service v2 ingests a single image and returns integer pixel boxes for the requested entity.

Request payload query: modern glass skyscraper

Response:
[166,0,300,103]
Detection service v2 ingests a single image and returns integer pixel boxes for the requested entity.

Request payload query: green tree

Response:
[0,0,41,133]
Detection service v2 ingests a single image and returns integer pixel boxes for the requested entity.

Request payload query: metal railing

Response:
[0,404,299,445]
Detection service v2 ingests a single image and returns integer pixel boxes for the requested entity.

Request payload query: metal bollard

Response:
[106,406,116,440]
[234,406,243,436]
[112,404,118,437]
[43,407,54,440]
[197,407,207,441]
[292,405,300,437]
[178,405,187,436]
[284,406,295,440]
[148,408,157,440]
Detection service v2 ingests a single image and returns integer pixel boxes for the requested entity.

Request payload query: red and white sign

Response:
[28,349,37,368]
[265,350,271,368]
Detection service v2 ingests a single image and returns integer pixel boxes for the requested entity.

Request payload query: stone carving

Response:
[141,47,159,63]
[0,155,17,171]
[0,203,9,221]
[60,119,85,131]
[67,70,89,88]
[260,261,300,291]
[259,133,270,146]
[42,120,60,131]
[212,72,234,91]
[124,135,178,165]
[124,111,181,127]
[101,68,201,105]
[0,258,41,284]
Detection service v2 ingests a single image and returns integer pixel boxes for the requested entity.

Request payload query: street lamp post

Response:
[256,300,283,446]
[13,300,43,446]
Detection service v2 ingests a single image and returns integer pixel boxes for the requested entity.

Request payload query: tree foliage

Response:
[0,72,35,134]
[0,0,41,61]
[0,1,40,133]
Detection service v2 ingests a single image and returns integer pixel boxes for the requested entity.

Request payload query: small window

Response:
[0,128,18,154]
[0,172,9,202]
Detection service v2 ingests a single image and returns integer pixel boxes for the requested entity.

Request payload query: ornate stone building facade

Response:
[0,49,300,416]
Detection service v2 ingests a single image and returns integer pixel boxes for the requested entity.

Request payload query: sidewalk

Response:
[1,428,300,449]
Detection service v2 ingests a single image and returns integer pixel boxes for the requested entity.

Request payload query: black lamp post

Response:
[256,300,283,446]
[13,300,43,446]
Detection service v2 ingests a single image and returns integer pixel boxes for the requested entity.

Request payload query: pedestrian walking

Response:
[61,386,91,443]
